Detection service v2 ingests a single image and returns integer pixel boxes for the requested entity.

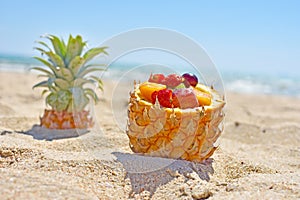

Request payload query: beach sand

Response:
[0,71,299,199]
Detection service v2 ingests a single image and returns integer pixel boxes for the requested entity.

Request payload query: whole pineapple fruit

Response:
[127,73,225,162]
[32,34,107,129]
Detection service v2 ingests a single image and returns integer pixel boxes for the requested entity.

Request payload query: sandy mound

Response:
[0,71,299,199]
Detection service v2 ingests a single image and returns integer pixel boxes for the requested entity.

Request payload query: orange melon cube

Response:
[139,82,166,102]
[193,87,212,106]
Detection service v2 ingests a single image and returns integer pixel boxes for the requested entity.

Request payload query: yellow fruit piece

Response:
[139,81,166,102]
[195,83,211,94]
[193,87,212,106]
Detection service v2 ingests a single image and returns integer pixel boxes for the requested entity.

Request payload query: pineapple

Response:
[126,73,225,162]
[32,34,107,129]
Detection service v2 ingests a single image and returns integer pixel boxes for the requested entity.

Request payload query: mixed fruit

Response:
[139,73,212,109]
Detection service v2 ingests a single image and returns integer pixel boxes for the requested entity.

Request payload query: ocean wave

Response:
[224,77,300,97]
[225,79,272,94]
[0,62,33,72]
[1,55,299,97]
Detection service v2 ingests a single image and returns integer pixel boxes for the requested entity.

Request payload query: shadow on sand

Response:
[22,125,89,141]
[112,152,214,197]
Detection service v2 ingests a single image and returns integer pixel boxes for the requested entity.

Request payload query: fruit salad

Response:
[139,73,212,109]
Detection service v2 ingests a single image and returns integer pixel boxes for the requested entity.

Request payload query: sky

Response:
[0,0,300,76]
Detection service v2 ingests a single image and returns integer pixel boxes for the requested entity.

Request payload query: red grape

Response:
[182,73,198,87]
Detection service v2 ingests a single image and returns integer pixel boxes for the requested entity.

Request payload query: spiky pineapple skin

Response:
[40,109,93,129]
[127,83,225,162]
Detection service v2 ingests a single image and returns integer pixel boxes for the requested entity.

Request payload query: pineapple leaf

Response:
[70,87,89,112]
[72,78,93,87]
[30,67,54,76]
[69,56,85,75]
[34,47,47,55]
[66,99,74,113]
[76,64,105,77]
[47,78,60,93]
[80,96,89,111]
[32,80,49,89]
[98,84,103,91]
[84,88,99,103]
[83,47,108,63]
[89,75,104,91]
[54,78,70,90]
[36,41,52,51]
[46,90,71,112]
[45,51,65,68]
[56,102,69,111]
[64,35,86,66]
[83,63,107,68]
[56,90,72,111]
[38,74,51,78]
[34,57,59,75]
[46,92,58,107]
[56,68,74,82]
[77,67,105,78]
[47,35,66,58]
[49,85,59,93]
[41,89,49,96]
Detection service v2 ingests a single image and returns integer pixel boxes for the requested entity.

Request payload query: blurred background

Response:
[1,0,299,96]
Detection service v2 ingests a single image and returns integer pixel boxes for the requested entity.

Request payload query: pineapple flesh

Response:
[127,81,225,162]
[32,34,107,129]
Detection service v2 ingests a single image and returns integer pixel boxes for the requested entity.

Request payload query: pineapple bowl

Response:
[127,73,225,162]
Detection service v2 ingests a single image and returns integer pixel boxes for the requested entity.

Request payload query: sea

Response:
[0,53,299,98]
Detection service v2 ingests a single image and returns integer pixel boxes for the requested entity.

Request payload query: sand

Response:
[0,71,299,199]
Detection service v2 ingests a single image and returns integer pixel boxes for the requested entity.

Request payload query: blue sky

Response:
[0,0,299,76]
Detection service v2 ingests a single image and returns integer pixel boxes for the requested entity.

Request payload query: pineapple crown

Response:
[32,34,108,112]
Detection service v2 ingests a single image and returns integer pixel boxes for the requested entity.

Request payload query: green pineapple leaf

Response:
[41,89,49,97]
[56,90,72,111]
[56,67,74,82]
[46,92,58,109]
[34,47,47,55]
[32,80,49,89]
[45,51,65,68]
[73,78,93,87]
[47,35,67,58]
[89,75,104,91]
[36,41,52,51]
[34,57,59,76]
[30,67,54,77]
[83,46,108,64]
[46,90,71,112]
[37,74,51,79]
[69,56,85,75]
[75,63,106,78]
[54,78,70,90]
[84,88,100,103]
[82,63,107,68]
[77,67,105,78]
[64,35,86,66]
